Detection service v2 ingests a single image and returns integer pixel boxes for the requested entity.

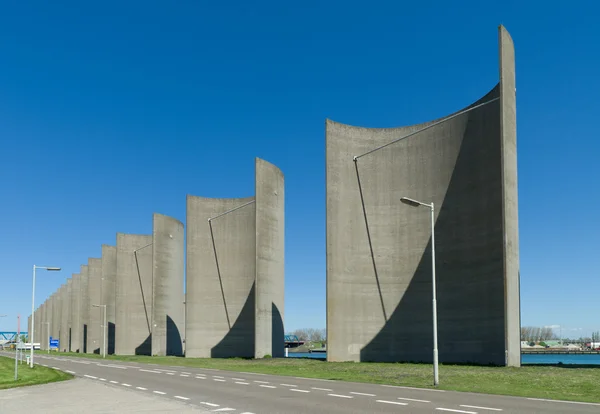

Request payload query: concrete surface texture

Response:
[115,233,153,356]
[60,278,72,352]
[186,157,284,359]
[51,288,61,346]
[0,378,210,413]
[70,273,81,353]
[326,25,520,365]
[151,213,185,356]
[43,298,53,350]
[87,258,102,354]
[79,264,89,353]
[101,244,117,355]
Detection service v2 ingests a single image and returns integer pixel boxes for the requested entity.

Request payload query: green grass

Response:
[51,351,600,402]
[0,355,72,390]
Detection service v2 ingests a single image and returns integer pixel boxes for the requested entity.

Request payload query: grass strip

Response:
[0,355,72,390]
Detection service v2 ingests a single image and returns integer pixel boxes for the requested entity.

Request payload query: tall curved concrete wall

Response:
[45,297,53,349]
[70,274,81,352]
[186,195,256,358]
[80,265,89,353]
[60,279,72,351]
[255,158,285,358]
[101,245,117,355]
[152,213,185,356]
[186,157,285,359]
[88,258,102,354]
[326,25,519,366]
[51,289,61,345]
[115,233,153,355]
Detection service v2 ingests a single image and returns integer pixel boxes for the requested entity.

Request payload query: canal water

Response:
[287,352,600,365]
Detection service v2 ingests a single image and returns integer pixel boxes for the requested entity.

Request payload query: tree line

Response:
[289,328,326,343]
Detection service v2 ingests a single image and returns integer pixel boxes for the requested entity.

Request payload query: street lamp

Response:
[400,196,439,386]
[92,304,107,358]
[30,265,61,368]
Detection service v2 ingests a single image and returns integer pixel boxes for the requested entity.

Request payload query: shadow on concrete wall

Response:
[359,92,506,365]
[83,325,87,353]
[272,303,284,358]
[68,328,72,352]
[166,315,183,356]
[211,284,255,358]
[135,334,152,356]
[108,322,115,355]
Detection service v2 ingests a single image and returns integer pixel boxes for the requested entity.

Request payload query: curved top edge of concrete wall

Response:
[116,232,152,238]
[88,257,101,264]
[153,212,184,226]
[256,157,284,179]
[499,25,514,48]
[102,244,116,249]
[187,194,255,203]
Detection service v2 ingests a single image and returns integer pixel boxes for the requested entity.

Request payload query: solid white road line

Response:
[174,396,190,400]
[139,369,161,374]
[235,382,250,385]
[84,375,97,379]
[527,398,600,407]
[350,392,376,396]
[377,400,408,406]
[110,381,119,384]
[122,383,131,387]
[311,387,333,391]
[214,379,226,382]
[280,383,297,387]
[327,394,353,399]
[460,405,503,411]
[436,409,476,414]
[398,397,431,403]
[154,391,166,395]
[200,402,219,407]
[260,385,277,388]
[136,387,147,390]
[290,389,310,393]
[254,380,269,384]
[65,370,75,374]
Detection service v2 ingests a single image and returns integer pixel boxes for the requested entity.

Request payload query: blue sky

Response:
[0,1,598,339]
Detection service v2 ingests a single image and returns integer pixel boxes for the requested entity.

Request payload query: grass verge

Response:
[50,351,600,403]
[0,355,72,390]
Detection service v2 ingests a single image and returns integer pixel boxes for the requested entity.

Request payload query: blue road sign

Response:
[49,338,59,349]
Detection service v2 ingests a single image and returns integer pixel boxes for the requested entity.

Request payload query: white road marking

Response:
[382,384,445,392]
[97,363,128,369]
[232,377,245,381]
[122,383,131,387]
[398,397,430,403]
[290,389,310,393]
[110,381,119,384]
[84,375,97,379]
[280,383,297,387]
[254,380,269,384]
[196,376,206,379]
[212,409,235,412]
[52,367,60,370]
[213,375,225,378]
[154,391,166,395]
[180,374,190,377]
[155,369,177,373]
[377,400,408,406]
[200,402,219,407]
[436,409,476,414]
[166,373,175,375]
[174,396,190,400]
[260,385,276,388]
[311,387,333,391]
[139,369,161,374]
[181,372,191,375]
[240,412,256,414]
[461,405,503,411]
[296,377,334,382]
[350,392,376,396]
[136,387,147,390]
[235,381,250,385]
[214,379,226,382]
[527,398,600,406]
[327,394,353,399]
[99,378,106,381]
[65,370,75,374]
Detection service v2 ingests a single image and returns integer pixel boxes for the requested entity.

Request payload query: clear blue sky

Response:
[1,1,598,339]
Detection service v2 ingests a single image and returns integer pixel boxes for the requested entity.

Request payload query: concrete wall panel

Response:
[45,297,54,349]
[80,265,89,353]
[60,279,72,351]
[186,195,256,358]
[115,233,153,355]
[87,258,102,354]
[152,214,185,356]
[255,158,285,358]
[326,26,518,365]
[52,289,61,345]
[70,274,81,352]
[101,245,117,355]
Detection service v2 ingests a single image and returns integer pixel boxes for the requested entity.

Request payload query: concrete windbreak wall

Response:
[115,233,153,355]
[80,265,89,353]
[60,279,72,352]
[326,25,519,366]
[151,213,185,356]
[70,274,81,352]
[87,258,102,354]
[101,245,117,355]
[51,289,61,345]
[45,296,53,349]
[186,157,285,359]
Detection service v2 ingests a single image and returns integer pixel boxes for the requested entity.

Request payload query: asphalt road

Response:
[5,352,600,414]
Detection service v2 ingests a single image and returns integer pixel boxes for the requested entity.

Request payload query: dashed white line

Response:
[214,379,226,382]
[381,384,446,392]
[327,394,353,399]
[136,387,147,390]
[377,400,408,406]
[174,396,190,400]
[196,376,206,379]
[166,373,175,375]
[460,405,502,411]
[254,380,269,384]
[200,402,219,407]
[180,374,190,377]
[311,387,333,391]
[65,370,75,374]
[280,383,297,387]
[139,369,161,374]
[99,378,106,381]
[290,389,310,393]
[110,381,119,384]
[260,385,276,389]
[153,391,166,395]
[398,397,431,403]
[212,409,235,412]
[527,398,600,406]
[181,372,191,375]
[350,392,376,396]
[122,383,131,387]
[213,375,225,378]
[84,375,97,379]
[436,409,476,414]
[52,367,60,370]
[232,377,245,381]
[235,381,250,385]
[155,369,177,373]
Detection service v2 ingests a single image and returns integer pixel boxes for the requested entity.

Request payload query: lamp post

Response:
[92,304,107,358]
[400,197,439,386]
[43,322,50,354]
[30,265,61,367]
